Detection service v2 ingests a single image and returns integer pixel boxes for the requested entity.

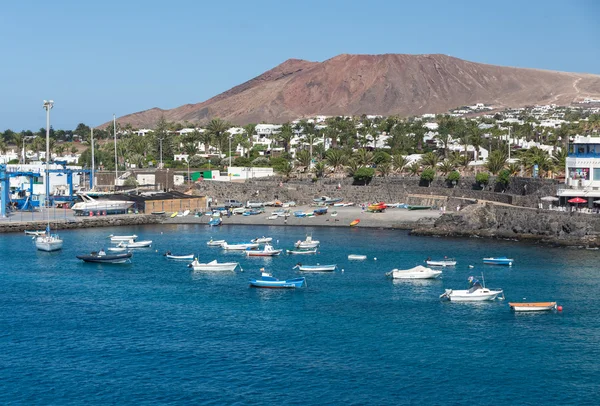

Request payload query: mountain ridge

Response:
[107,53,600,128]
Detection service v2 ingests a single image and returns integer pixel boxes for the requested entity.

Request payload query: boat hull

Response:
[426,260,457,267]
[509,302,557,312]
[249,278,306,288]
[295,265,336,272]
[189,261,238,271]
[443,289,503,302]
[207,240,226,246]
[36,240,63,252]
[166,254,194,260]
[348,255,367,260]
[483,258,514,266]
[223,243,259,250]
[246,251,282,257]
[77,253,132,264]
[286,249,317,255]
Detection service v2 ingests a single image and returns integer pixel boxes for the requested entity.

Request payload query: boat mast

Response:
[113,114,118,185]
[91,127,95,190]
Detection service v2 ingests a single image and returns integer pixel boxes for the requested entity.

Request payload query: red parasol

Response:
[568,197,587,204]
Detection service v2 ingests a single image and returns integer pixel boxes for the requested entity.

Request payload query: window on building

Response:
[594,169,600,181]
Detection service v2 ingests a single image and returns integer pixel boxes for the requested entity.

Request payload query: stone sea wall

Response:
[411,203,600,246]
[0,215,163,234]
[192,176,559,208]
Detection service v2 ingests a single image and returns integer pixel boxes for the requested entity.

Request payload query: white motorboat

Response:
[293,263,336,272]
[109,234,138,242]
[117,240,152,248]
[207,239,226,246]
[294,235,320,249]
[509,302,557,312]
[222,242,259,251]
[251,236,273,244]
[426,258,457,267]
[246,244,282,257]
[348,254,367,260]
[286,248,317,255]
[72,193,134,215]
[386,265,442,279]
[107,247,128,252]
[188,259,239,271]
[440,275,504,302]
[25,230,46,236]
[164,252,194,260]
[35,234,63,252]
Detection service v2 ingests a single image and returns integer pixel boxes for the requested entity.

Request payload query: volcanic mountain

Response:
[112,54,600,127]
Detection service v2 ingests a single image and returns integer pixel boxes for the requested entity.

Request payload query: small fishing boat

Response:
[249,269,306,289]
[483,257,514,266]
[267,214,278,220]
[293,263,336,272]
[206,238,226,246]
[246,244,282,257]
[293,211,306,218]
[313,207,328,215]
[170,212,178,218]
[294,235,320,249]
[151,211,166,216]
[188,259,239,271]
[116,240,152,248]
[208,217,222,226]
[330,211,338,217]
[348,254,367,260]
[286,248,317,255]
[107,247,128,252]
[313,196,343,205]
[426,258,457,267]
[509,302,557,312]
[440,275,504,302]
[386,265,442,279]
[367,202,386,212]
[222,242,259,251]
[25,230,46,236]
[164,252,195,260]
[350,219,360,227]
[109,234,138,242]
[77,250,132,264]
[407,205,431,211]
[251,236,273,244]
[177,209,190,217]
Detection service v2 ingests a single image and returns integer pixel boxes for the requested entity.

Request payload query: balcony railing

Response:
[567,152,600,158]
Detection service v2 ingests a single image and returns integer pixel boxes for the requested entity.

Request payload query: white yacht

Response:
[72,193,134,215]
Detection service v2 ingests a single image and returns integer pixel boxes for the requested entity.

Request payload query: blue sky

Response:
[1,0,599,130]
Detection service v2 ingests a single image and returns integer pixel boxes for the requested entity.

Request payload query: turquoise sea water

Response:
[1,225,599,405]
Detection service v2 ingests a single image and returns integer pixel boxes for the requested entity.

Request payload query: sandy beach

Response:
[163,205,441,229]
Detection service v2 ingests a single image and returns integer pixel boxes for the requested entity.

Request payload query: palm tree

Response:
[353,148,374,166]
[325,149,347,173]
[552,148,567,175]
[277,123,294,153]
[345,158,360,177]
[377,162,392,177]
[277,160,294,179]
[436,115,457,158]
[184,142,198,157]
[438,159,456,176]
[206,118,230,155]
[485,150,508,175]
[420,152,440,168]
[295,150,312,170]
[312,161,327,179]
[0,140,6,155]
[407,161,421,176]
[506,162,521,176]
[199,131,213,155]
[392,154,409,174]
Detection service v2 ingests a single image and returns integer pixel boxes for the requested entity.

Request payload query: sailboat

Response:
[36,100,63,252]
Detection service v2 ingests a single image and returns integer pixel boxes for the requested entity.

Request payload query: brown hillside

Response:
[108,54,600,128]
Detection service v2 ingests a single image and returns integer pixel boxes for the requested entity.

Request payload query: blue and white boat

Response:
[293,263,336,272]
[209,217,222,226]
[483,257,514,266]
[249,270,306,289]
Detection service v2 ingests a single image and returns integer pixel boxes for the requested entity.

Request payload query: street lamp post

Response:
[43,100,54,208]
[228,135,233,181]
[158,138,164,169]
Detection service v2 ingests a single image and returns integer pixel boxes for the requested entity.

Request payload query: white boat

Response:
[386,265,442,279]
[251,236,273,244]
[177,209,190,217]
[25,230,46,236]
[188,259,239,271]
[222,242,259,251]
[426,258,457,267]
[440,275,504,302]
[72,193,134,215]
[107,247,128,252]
[109,234,138,242]
[164,252,194,260]
[246,244,282,257]
[286,248,317,255]
[509,302,557,312]
[348,254,367,260]
[294,235,320,249]
[35,234,63,252]
[207,239,226,246]
[117,240,152,248]
[293,264,336,272]
[266,215,278,220]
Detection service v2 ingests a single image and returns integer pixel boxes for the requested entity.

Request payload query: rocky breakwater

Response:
[0,215,163,234]
[410,203,600,247]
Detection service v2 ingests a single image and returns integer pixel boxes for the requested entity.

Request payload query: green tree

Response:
[407,161,421,176]
[496,169,511,191]
[392,154,409,174]
[377,162,392,177]
[420,151,440,168]
[438,159,456,175]
[353,166,375,185]
[325,149,347,173]
[446,170,460,187]
[420,167,435,186]
[485,150,508,175]
[475,172,490,188]
[206,118,230,155]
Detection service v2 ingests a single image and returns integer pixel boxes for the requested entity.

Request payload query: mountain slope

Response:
[111,54,600,127]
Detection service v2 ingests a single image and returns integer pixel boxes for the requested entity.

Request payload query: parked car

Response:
[224,199,244,208]
[246,201,264,208]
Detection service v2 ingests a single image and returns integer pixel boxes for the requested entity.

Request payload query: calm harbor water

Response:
[1,225,599,405]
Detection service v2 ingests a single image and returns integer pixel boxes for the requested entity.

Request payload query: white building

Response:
[559,135,600,199]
